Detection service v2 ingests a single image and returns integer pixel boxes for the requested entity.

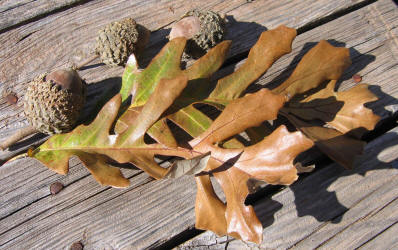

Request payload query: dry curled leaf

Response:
[31,79,313,243]
[165,152,211,178]
[28,25,379,244]
[275,40,380,168]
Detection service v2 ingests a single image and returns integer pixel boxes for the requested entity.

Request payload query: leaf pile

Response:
[29,25,379,243]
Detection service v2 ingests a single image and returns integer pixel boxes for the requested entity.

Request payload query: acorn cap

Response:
[170,10,226,58]
[95,18,150,66]
[24,69,86,135]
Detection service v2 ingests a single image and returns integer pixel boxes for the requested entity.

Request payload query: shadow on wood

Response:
[79,76,122,125]
[291,129,398,223]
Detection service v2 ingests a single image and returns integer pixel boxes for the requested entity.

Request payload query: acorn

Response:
[95,18,150,66]
[169,9,226,58]
[0,69,86,150]
[25,69,86,134]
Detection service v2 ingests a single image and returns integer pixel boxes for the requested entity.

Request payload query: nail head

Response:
[50,182,64,195]
[6,93,18,105]
[353,74,362,83]
[70,241,83,250]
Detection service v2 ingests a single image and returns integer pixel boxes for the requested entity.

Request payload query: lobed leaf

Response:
[208,25,297,102]
[269,39,380,169]
[280,80,380,168]
[33,76,191,186]
[28,24,381,244]
[190,89,313,243]
[284,80,380,137]
[272,40,351,98]
[32,81,312,243]
[120,54,140,102]
[115,39,232,144]
[282,114,366,168]
[168,26,297,149]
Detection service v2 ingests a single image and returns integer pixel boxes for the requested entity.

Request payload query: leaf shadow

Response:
[253,194,284,228]
[139,28,171,68]
[224,15,268,47]
[291,129,398,224]
[79,77,122,125]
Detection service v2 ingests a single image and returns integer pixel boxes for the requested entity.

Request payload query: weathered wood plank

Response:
[1,0,397,249]
[316,197,398,249]
[0,0,90,32]
[291,159,398,249]
[0,161,196,249]
[0,157,85,220]
[359,221,398,250]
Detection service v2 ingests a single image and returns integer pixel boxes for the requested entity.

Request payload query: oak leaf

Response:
[31,79,312,244]
[274,40,380,168]
[28,24,380,244]
[189,89,313,242]
[32,75,191,187]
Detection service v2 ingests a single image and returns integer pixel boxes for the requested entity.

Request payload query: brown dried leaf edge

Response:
[30,25,380,243]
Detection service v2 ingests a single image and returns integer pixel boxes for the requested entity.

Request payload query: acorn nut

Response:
[0,69,86,151]
[170,9,226,58]
[95,18,150,66]
[24,69,86,135]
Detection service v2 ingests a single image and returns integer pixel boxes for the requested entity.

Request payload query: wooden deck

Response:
[0,0,397,249]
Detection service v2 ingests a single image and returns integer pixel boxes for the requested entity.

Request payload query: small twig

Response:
[4,152,28,164]
[74,54,99,70]
[0,125,37,150]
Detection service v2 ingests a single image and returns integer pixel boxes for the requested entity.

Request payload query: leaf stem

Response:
[75,54,99,70]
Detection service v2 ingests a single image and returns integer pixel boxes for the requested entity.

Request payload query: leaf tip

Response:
[276,24,297,35]
[126,54,138,67]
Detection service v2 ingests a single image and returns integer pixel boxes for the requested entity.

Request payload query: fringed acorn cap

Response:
[24,69,86,135]
[170,9,226,58]
[95,18,150,66]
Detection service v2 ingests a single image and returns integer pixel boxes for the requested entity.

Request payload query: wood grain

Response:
[0,0,397,249]
[359,221,398,250]
[316,197,398,249]
[0,0,89,32]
